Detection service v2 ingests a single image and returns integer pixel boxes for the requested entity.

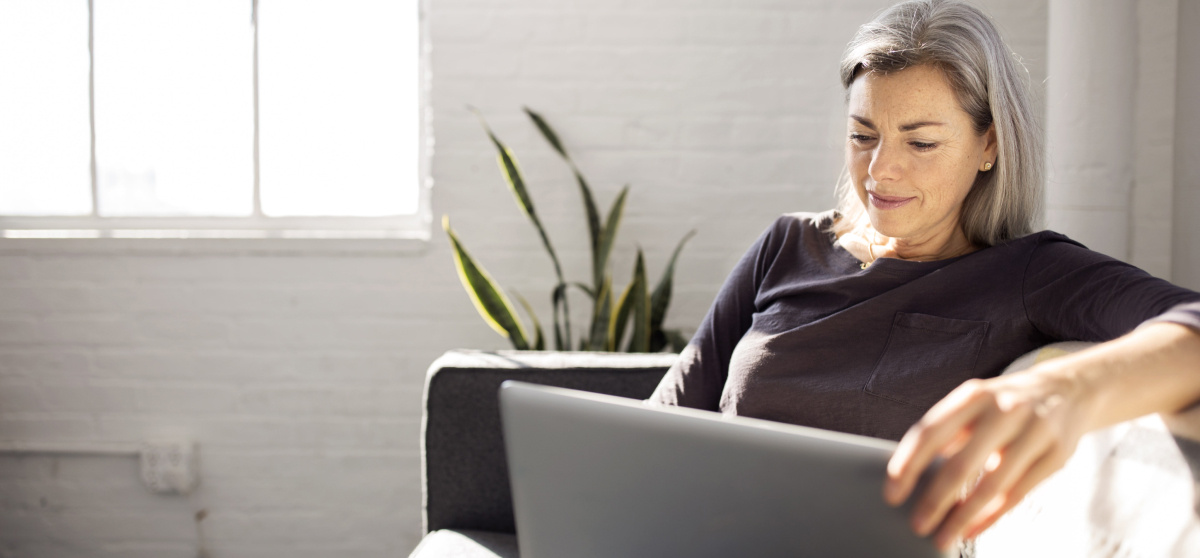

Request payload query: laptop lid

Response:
[499,381,949,558]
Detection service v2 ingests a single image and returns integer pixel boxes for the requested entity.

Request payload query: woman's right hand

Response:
[886,322,1200,550]
[883,359,1097,550]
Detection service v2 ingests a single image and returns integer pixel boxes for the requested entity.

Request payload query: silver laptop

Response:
[499,381,950,558]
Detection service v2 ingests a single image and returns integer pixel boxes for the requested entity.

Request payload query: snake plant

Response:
[444,107,694,353]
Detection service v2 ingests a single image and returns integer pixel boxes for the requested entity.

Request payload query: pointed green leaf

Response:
[442,215,529,350]
[608,279,632,353]
[551,283,568,351]
[650,229,697,332]
[555,282,574,352]
[588,277,612,351]
[472,107,537,221]
[470,107,564,270]
[514,291,545,351]
[570,281,596,300]
[627,250,651,353]
[576,170,602,281]
[525,108,602,289]
[596,186,629,291]
[470,106,571,345]
[524,107,570,162]
[551,282,578,352]
[608,251,651,353]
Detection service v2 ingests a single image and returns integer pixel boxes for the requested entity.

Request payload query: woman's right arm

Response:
[884,236,1200,550]
[648,217,786,410]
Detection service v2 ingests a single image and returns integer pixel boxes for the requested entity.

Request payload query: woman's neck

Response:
[869,226,977,262]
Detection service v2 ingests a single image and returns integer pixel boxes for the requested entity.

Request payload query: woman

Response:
[649,0,1200,551]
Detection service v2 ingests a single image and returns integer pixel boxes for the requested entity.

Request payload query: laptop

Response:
[498,381,951,558]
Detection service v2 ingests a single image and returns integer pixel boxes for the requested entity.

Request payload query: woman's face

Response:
[845,64,996,244]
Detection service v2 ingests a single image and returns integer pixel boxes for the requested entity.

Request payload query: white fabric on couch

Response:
[975,342,1200,557]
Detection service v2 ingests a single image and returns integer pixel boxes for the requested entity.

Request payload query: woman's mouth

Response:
[868,192,915,210]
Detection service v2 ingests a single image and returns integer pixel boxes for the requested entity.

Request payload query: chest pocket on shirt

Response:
[864,312,989,410]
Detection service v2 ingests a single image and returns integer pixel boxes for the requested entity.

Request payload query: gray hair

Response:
[830,0,1042,246]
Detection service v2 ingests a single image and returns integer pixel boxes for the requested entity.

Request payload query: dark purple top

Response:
[649,210,1200,441]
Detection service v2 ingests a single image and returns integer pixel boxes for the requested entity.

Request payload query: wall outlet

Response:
[140,440,199,495]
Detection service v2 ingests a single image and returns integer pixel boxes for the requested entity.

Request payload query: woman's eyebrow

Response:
[849,115,947,132]
[899,121,946,131]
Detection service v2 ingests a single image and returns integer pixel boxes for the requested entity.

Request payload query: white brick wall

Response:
[0,1,1066,556]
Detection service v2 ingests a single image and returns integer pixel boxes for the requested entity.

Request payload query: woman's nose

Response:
[868,142,902,183]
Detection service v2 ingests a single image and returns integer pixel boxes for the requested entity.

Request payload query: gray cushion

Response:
[408,530,519,558]
[421,350,676,534]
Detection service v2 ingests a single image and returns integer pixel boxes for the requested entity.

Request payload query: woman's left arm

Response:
[883,321,1200,551]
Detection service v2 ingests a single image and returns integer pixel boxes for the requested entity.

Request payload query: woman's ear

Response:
[983,124,998,163]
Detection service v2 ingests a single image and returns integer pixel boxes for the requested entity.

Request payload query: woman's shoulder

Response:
[744,210,844,266]
[1013,229,1085,246]
[994,229,1145,283]
[767,209,841,238]
[996,230,1103,261]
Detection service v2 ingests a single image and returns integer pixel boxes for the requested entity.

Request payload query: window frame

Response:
[0,0,431,247]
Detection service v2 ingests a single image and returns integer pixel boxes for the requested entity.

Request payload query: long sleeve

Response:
[1022,233,1200,341]
[648,217,787,411]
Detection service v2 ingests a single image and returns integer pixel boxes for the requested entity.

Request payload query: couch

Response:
[409,350,677,558]
[408,347,1200,558]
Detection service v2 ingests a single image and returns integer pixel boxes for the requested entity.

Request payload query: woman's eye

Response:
[849,133,874,143]
[910,141,937,150]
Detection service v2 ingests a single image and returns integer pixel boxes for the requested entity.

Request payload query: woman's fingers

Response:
[885,380,993,506]
[962,449,1067,540]
[885,363,1094,546]
[929,417,1052,548]
[909,398,1031,538]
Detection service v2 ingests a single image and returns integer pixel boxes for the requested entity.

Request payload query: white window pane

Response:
[0,0,92,216]
[94,0,253,217]
[259,0,417,217]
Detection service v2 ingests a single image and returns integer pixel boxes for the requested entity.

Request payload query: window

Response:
[0,0,424,240]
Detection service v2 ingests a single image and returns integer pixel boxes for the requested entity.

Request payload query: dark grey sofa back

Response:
[422,350,676,534]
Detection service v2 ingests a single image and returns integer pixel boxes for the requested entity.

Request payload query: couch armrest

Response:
[421,350,676,534]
